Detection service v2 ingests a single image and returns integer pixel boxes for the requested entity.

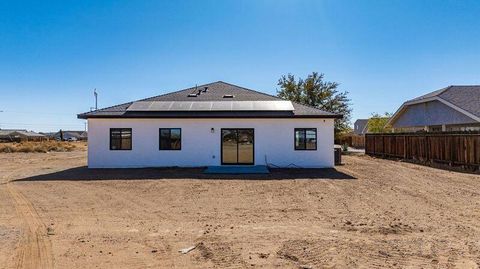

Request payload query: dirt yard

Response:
[1,151,480,268]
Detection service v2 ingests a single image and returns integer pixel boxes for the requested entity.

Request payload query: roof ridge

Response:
[435,85,454,98]
[142,81,220,101]
[406,85,452,103]
[216,81,284,100]
[447,84,480,87]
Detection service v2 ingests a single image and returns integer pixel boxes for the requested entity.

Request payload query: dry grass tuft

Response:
[0,141,86,153]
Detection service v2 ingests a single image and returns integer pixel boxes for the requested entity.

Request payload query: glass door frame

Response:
[220,128,255,165]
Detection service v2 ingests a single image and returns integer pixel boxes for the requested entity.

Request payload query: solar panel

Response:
[170,102,192,110]
[232,101,254,110]
[211,102,233,111]
[274,101,295,110]
[127,101,153,111]
[149,101,173,110]
[191,102,212,110]
[126,101,294,111]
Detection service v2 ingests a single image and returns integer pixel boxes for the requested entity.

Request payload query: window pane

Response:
[121,129,132,150]
[222,129,237,164]
[121,129,132,138]
[160,129,181,150]
[170,129,181,150]
[111,138,121,150]
[110,128,131,150]
[160,129,170,150]
[306,129,317,150]
[122,138,131,150]
[295,129,305,150]
[111,129,121,136]
[237,129,254,164]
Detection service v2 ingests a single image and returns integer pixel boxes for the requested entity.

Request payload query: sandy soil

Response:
[1,152,480,268]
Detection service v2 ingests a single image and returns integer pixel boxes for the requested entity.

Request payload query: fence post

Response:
[373,135,376,156]
[425,134,429,164]
[451,136,455,166]
[382,135,385,158]
[474,137,478,170]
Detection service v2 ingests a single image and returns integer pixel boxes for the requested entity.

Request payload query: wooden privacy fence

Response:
[336,134,365,149]
[365,132,480,169]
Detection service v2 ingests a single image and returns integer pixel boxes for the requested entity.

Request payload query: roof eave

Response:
[78,114,342,119]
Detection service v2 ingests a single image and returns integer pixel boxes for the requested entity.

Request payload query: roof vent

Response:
[188,93,197,97]
[223,94,235,98]
[203,87,208,93]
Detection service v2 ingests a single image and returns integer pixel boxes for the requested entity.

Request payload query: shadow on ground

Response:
[15,166,356,181]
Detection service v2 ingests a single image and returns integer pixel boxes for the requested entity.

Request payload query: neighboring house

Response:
[53,130,88,141]
[0,129,47,142]
[40,132,56,138]
[389,86,480,132]
[78,81,341,168]
[353,119,369,135]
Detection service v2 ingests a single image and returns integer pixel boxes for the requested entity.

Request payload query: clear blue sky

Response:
[1,0,479,132]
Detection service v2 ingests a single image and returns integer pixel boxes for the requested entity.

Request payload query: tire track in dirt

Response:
[3,162,54,269]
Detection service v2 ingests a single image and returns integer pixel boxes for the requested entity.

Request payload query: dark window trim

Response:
[220,128,255,165]
[294,128,317,151]
[109,128,132,150]
[159,128,182,150]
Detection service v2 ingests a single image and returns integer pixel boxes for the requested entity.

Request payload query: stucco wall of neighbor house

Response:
[87,118,335,168]
[392,100,478,128]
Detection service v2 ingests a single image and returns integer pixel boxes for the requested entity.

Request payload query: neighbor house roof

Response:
[389,85,480,125]
[54,130,87,138]
[353,119,369,135]
[78,81,342,119]
[0,129,26,135]
[15,131,46,137]
[0,129,45,137]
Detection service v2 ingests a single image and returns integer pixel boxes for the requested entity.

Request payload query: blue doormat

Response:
[204,165,270,174]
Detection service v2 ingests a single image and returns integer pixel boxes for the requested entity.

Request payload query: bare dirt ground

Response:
[1,151,480,268]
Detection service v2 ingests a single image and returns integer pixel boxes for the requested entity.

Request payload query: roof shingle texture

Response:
[408,85,480,118]
[78,81,340,119]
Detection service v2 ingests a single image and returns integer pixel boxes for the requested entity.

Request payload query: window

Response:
[159,128,181,150]
[294,128,317,150]
[110,128,132,150]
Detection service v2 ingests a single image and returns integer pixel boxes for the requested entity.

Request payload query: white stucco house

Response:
[78,81,341,168]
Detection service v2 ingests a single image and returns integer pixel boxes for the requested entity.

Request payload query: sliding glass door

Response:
[221,129,254,165]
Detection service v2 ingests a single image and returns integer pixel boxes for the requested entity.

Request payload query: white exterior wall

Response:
[87,118,335,168]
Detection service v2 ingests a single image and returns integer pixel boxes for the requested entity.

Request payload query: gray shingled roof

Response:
[353,119,369,135]
[407,85,480,118]
[78,81,341,119]
[0,129,45,137]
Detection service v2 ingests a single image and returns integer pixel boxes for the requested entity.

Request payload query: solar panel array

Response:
[126,101,295,112]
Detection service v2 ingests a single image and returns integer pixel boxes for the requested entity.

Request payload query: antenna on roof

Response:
[195,84,202,95]
[94,89,98,110]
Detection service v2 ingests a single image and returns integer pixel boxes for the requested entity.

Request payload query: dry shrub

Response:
[0,141,84,153]
[17,143,35,153]
[0,144,15,153]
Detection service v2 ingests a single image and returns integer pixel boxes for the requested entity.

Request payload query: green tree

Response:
[277,72,352,135]
[367,112,392,133]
